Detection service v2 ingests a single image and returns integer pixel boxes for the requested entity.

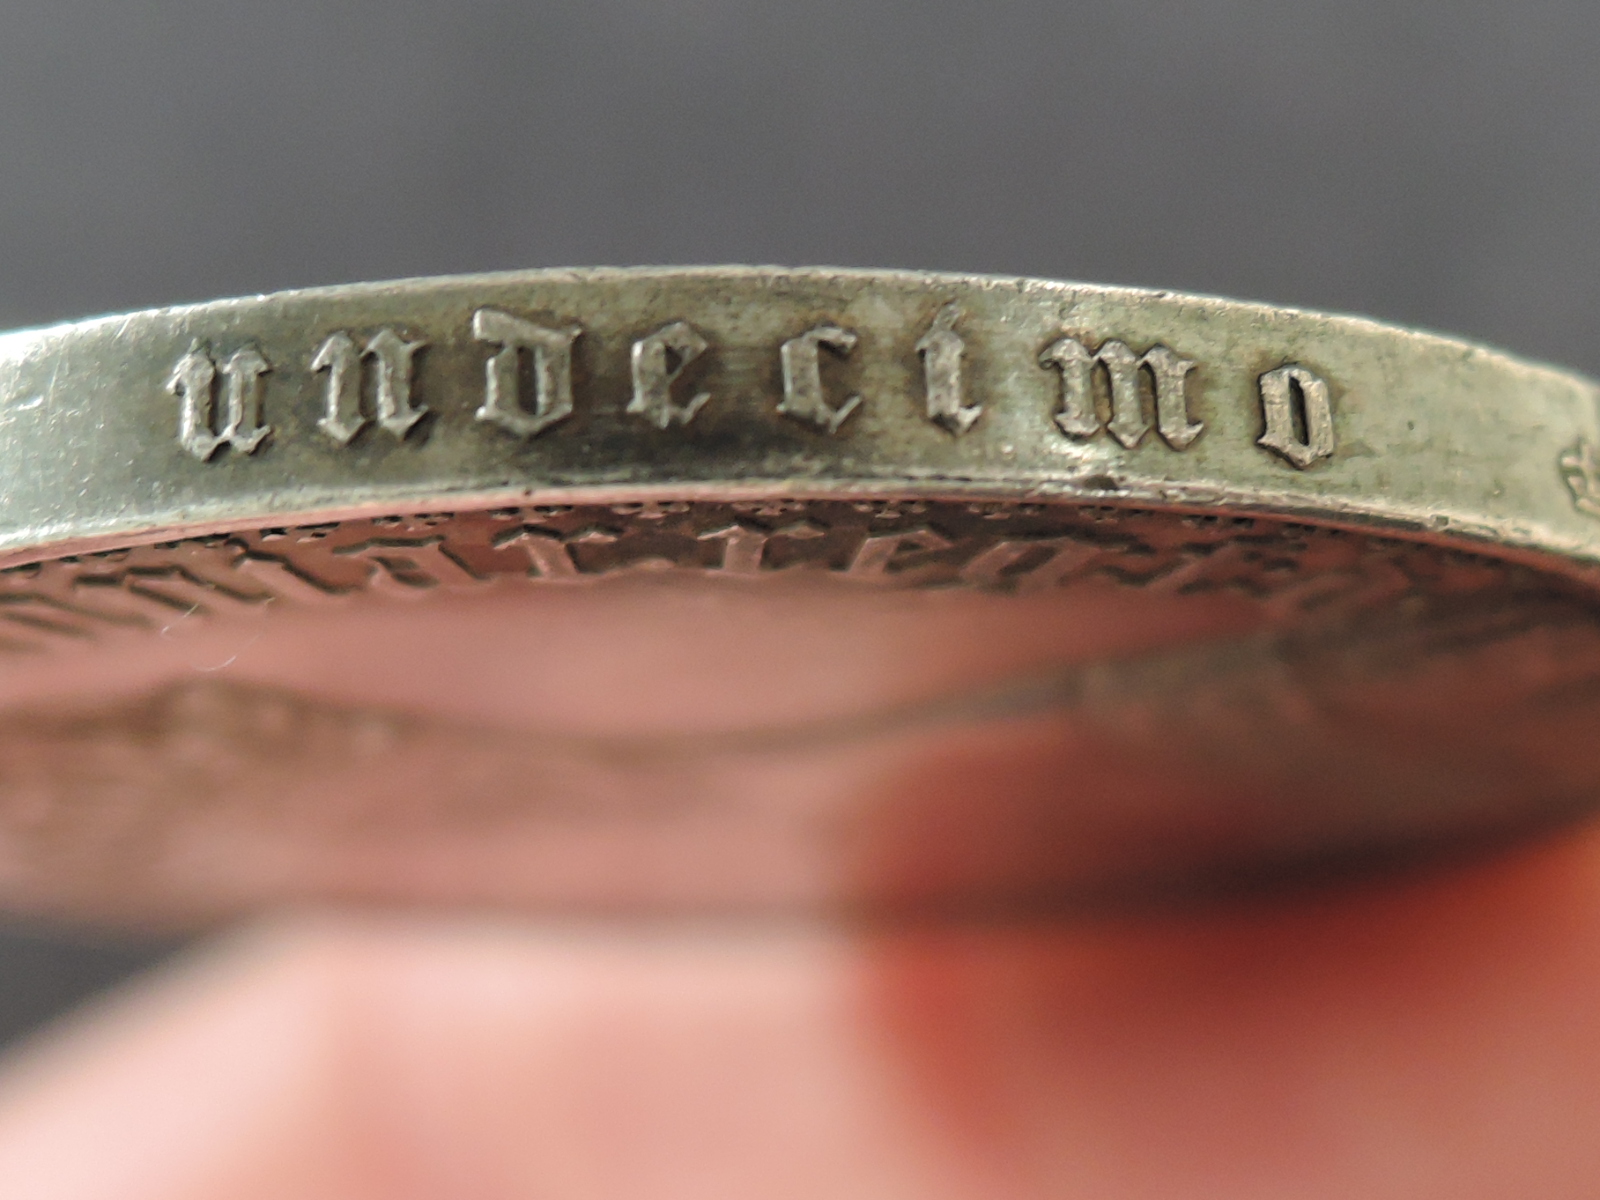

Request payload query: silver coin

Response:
[0,267,1596,924]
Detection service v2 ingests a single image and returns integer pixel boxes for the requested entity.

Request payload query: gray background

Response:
[1,0,1597,1044]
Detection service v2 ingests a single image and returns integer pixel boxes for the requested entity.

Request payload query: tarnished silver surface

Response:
[0,266,1596,566]
[1,267,1599,925]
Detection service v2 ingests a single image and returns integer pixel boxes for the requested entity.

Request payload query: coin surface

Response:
[2,267,1600,925]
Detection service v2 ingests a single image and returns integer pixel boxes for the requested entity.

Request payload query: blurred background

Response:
[1,0,1596,1045]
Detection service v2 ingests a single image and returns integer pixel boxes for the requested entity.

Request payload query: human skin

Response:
[0,825,1597,1199]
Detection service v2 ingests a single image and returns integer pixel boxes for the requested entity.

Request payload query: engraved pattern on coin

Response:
[311,328,428,445]
[778,324,862,433]
[697,521,827,575]
[916,304,981,434]
[330,535,490,596]
[147,288,1380,476]
[0,500,1556,657]
[1258,364,1336,468]
[491,525,584,581]
[958,536,1105,591]
[1560,439,1600,518]
[168,342,273,460]
[1040,336,1202,450]
[628,320,712,429]
[471,308,583,438]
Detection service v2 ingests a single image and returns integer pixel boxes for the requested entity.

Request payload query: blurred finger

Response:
[4,828,1600,1197]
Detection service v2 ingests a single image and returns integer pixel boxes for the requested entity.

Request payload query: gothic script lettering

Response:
[310,328,427,445]
[916,304,981,434]
[472,308,582,439]
[1040,336,1201,450]
[1257,364,1335,468]
[168,343,272,461]
[629,321,711,429]
[778,324,862,433]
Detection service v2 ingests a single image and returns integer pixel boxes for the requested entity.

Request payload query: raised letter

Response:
[472,308,582,438]
[1096,340,1150,449]
[1040,336,1098,438]
[365,328,428,437]
[311,332,362,445]
[778,324,861,433]
[846,529,952,581]
[629,321,711,428]
[1561,439,1600,518]
[700,522,825,575]
[493,526,583,580]
[168,343,272,461]
[916,304,981,434]
[698,524,772,575]
[332,536,486,596]
[1041,337,1200,450]
[1258,365,1335,469]
[959,537,1103,590]
[313,329,428,445]
[1144,345,1203,450]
